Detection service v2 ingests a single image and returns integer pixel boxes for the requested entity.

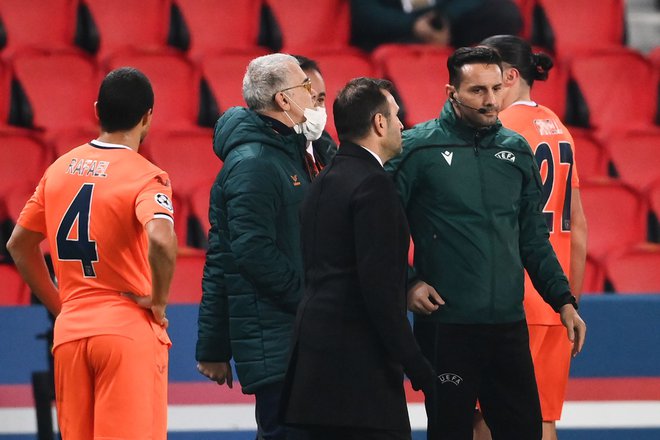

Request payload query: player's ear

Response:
[93,101,100,121]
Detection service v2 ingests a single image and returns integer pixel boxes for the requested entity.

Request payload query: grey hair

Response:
[243,53,299,111]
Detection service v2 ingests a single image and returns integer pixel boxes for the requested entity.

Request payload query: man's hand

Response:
[407,281,445,315]
[559,304,586,357]
[151,303,168,328]
[197,361,233,388]
[121,292,168,328]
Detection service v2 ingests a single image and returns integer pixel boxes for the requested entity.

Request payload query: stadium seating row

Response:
[0,0,626,58]
[0,46,657,139]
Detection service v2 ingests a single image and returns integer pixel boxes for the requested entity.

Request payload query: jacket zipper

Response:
[473,131,496,320]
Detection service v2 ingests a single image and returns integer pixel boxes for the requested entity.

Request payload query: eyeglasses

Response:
[279,78,313,95]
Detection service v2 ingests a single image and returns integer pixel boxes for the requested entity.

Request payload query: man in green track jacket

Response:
[386,46,586,440]
[195,53,318,440]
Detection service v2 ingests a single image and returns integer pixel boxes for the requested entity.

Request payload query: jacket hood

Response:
[213,107,304,161]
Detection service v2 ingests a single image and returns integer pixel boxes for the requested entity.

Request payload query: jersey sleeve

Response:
[17,175,47,234]
[135,171,175,225]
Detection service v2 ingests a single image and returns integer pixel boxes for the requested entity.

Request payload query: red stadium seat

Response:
[606,243,660,294]
[650,181,660,220]
[174,0,263,58]
[106,51,201,132]
[305,51,375,140]
[0,133,49,221]
[580,178,647,263]
[649,47,660,72]
[147,129,220,245]
[201,51,268,113]
[537,0,625,56]
[47,126,100,159]
[0,0,78,56]
[372,45,451,127]
[512,0,535,39]
[0,264,30,306]
[266,0,351,52]
[11,52,99,131]
[569,50,658,133]
[581,255,605,294]
[606,130,660,193]
[570,128,609,181]
[190,184,211,241]
[531,49,569,119]
[169,253,205,303]
[0,60,10,127]
[83,0,171,59]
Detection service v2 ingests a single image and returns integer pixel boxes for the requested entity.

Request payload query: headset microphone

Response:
[451,94,489,114]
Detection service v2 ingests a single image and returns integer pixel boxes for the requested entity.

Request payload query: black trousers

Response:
[415,320,542,440]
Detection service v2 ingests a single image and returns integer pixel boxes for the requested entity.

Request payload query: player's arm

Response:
[7,225,61,316]
[569,188,587,302]
[146,218,177,327]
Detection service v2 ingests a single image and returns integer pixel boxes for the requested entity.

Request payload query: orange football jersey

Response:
[499,103,579,325]
[18,140,174,346]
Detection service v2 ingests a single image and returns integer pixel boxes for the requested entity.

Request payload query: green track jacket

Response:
[196,107,310,393]
[386,102,574,324]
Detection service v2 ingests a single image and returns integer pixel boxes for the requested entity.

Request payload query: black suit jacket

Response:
[281,142,435,430]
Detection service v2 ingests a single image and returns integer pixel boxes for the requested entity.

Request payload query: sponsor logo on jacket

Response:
[494,151,515,162]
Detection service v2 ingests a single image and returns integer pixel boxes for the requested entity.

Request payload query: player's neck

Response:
[504,84,532,109]
[96,131,142,152]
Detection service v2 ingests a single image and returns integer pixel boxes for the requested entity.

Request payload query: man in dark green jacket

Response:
[195,53,317,440]
[386,47,586,439]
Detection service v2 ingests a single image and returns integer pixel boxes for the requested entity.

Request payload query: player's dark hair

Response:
[481,35,554,87]
[447,46,503,87]
[333,77,393,143]
[293,55,322,75]
[96,67,154,132]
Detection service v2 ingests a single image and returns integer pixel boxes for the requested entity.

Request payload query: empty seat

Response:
[606,130,660,193]
[106,51,201,131]
[201,51,268,114]
[532,50,569,119]
[190,184,211,242]
[174,0,262,58]
[266,0,351,52]
[581,255,605,294]
[0,133,49,221]
[569,49,658,132]
[147,129,221,244]
[650,180,660,219]
[606,243,660,294]
[0,60,10,127]
[169,253,205,303]
[11,52,99,131]
[47,126,100,158]
[537,0,625,55]
[570,128,610,181]
[83,0,171,59]
[303,51,375,139]
[373,45,451,127]
[0,0,78,56]
[512,0,535,39]
[0,264,30,306]
[580,178,647,263]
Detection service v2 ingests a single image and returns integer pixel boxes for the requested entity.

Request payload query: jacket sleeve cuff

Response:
[549,292,578,313]
[195,337,232,362]
[403,352,436,394]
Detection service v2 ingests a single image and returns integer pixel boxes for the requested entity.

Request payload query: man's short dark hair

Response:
[333,77,393,143]
[96,67,154,132]
[447,46,503,88]
[293,55,322,75]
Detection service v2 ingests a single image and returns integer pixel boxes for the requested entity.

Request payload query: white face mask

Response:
[284,93,328,141]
